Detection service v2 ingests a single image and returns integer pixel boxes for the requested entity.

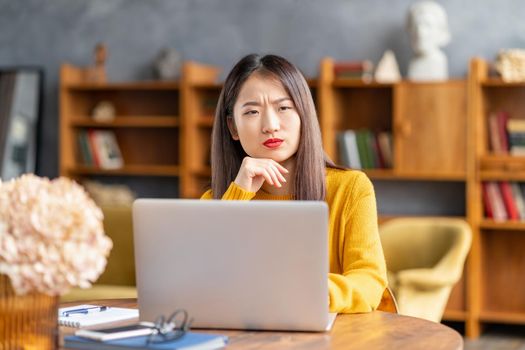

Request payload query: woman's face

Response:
[229,72,301,164]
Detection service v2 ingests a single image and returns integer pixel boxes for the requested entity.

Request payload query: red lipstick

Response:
[263,138,283,149]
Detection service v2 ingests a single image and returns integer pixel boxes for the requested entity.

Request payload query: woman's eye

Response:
[279,106,293,112]
[243,110,258,116]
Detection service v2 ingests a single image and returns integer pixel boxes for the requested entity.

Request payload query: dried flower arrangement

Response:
[0,174,112,295]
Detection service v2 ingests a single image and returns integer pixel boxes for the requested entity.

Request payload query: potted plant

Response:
[0,174,112,349]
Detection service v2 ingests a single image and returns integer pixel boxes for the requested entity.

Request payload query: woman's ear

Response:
[227,116,240,140]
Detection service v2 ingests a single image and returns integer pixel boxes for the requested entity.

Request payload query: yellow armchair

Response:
[379,218,471,322]
[61,205,137,302]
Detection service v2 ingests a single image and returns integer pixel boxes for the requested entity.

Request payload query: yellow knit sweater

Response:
[201,167,388,313]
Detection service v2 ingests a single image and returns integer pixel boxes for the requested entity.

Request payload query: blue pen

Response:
[62,306,109,317]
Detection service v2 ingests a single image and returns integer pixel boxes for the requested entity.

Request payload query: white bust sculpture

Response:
[406,1,451,81]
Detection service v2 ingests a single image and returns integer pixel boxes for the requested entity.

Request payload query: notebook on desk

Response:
[133,199,337,332]
[58,304,139,328]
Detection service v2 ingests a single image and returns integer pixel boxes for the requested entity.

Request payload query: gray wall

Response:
[0,0,523,211]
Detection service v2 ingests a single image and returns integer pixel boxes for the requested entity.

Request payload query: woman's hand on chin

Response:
[234,156,289,193]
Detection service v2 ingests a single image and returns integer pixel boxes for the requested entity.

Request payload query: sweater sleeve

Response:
[328,173,388,313]
[200,182,256,200]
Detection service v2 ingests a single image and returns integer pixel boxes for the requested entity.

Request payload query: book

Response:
[337,132,350,167]
[373,133,385,168]
[93,130,124,169]
[333,60,374,82]
[488,113,503,153]
[507,119,525,155]
[77,130,94,165]
[510,182,525,220]
[355,131,370,169]
[507,118,525,133]
[366,130,379,168]
[59,304,139,328]
[377,131,393,168]
[496,111,510,152]
[87,129,102,166]
[64,332,228,350]
[482,182,494,219]
[499,181,519,220]
[486,182,508,221]
[344,130,362,169]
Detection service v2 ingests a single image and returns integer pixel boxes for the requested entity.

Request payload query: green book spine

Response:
[356,131,370,169]
[78,130,93,165]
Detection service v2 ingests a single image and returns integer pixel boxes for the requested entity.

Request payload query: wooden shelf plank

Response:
[333,80,393,88]
[480,155,525,169]
[68,165,180,177]
[71,116,179,128]
[479,311,525,324]
[65,81,180,90]
[193,167,211,177]
[480,171,525,181]
[306,78,318,88]
[364,169,466,181]
[481,78,525,87]
[197,116,214,127]
[480,220,525,230]
[192,81,223,89]
[442,310,468,322]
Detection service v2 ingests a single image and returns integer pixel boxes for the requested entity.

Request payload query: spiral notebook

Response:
[59,304,139,328]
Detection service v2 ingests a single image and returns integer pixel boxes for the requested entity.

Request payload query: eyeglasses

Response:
[146,309,194,344]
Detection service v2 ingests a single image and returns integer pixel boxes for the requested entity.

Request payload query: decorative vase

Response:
[0,274,58,349]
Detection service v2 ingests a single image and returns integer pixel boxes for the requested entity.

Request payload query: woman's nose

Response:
[261,109,280,134]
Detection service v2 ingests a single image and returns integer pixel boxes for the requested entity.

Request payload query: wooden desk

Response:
[60,299,463,349]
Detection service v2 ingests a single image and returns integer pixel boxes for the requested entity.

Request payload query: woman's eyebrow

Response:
[272,97,292,104]
[241,101,260,108]
[241,97,291,108]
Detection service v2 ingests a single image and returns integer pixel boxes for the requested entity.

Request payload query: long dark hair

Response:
[211,54,338,200]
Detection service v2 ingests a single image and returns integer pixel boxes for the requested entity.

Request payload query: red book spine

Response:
[87,129,101,167]
[374,133,386,168]
[333,61,373,74]
[499,181,519,220]
[482,182,494,219]
[334,63,366,70]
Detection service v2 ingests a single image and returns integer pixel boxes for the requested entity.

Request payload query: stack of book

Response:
[333,60,374,82]
[64,332,228,350]
[488,111,525,155]
[77,129,124,169]
[337,129,392,170]
[482,181,525,221]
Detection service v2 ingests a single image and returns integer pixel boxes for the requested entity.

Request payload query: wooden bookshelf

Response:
[467,57,525,337]
[318,57,469,327]
[60,61,217,197]
[319,58,467,179]
[179,61,222,198]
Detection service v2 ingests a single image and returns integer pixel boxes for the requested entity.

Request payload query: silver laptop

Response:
[132,199,336,332]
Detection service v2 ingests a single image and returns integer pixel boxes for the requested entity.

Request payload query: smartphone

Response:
[75,322,156,341]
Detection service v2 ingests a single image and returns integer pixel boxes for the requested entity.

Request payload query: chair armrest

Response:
[397,268,459,290]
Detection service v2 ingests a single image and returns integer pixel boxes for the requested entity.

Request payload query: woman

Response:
[201,54,387,313]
